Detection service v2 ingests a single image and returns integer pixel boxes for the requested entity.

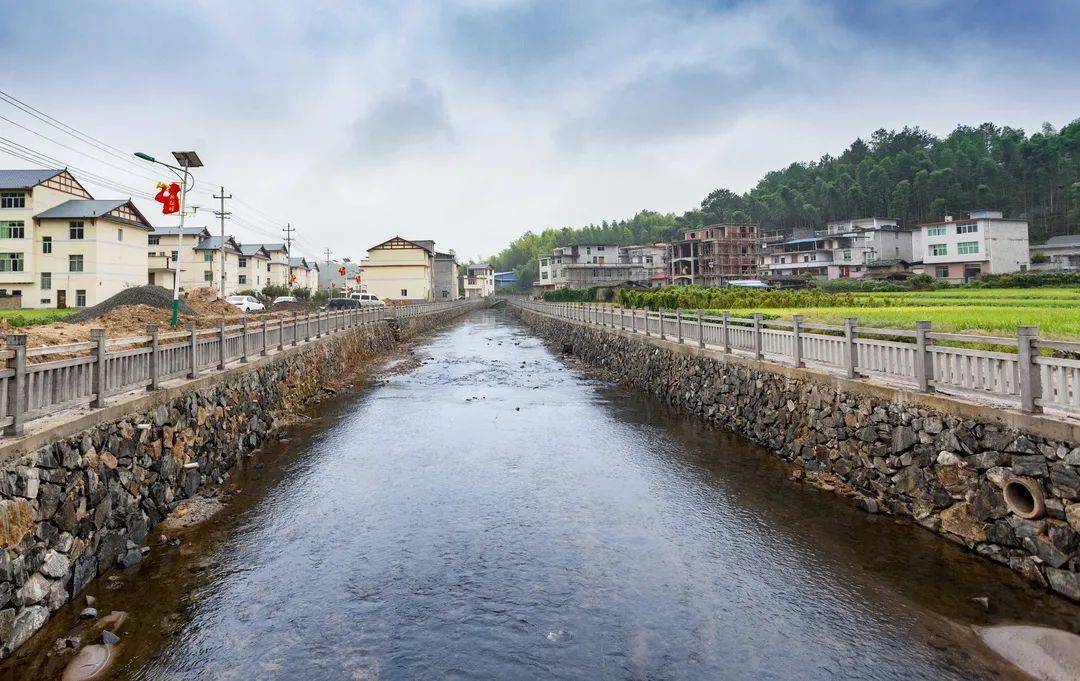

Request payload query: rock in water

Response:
[61,644,113,681]
[100,630,119,645]
[980,625,1080,681]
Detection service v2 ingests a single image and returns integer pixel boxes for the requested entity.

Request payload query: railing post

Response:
[262,319,269,356]
[843,317,858,379]
[659,310,666,340]
[791,314,804,368]
[753,314,763,360]
[4,334,26,436]
[188,321,199,379]
[644,309,650,337]
[697,311,704,349]
[90,328,107,408]
[147,325,160,390]
[1017,325,1042,413]
[914,320,933,392]
[218,320,227,370]
[241,319,250,363]
[721,311,730,353]
[676,310,684,343]
[292,313,300,346]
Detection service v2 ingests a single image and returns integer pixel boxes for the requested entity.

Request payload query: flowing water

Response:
[5,310,1079,680]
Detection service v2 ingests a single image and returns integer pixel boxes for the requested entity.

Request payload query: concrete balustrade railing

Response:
[512,299,1080,420]
[1,299,479,436]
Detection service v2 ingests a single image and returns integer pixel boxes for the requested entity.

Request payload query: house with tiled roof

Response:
[359,236,438,302]
[0,168,155,308]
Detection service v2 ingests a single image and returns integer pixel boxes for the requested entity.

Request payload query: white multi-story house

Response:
[237,244,271,291]
[536,244,626,291]
[619,243,669,287]
[289,257,320,290]
[916,210,1030,282]
[1031,235,1080,270]
[463,263,495,298]
[192,235,244,295]
[0,168,155,308]
[820,217,915,279]
[147,226,213,292]
[759,232,833,279]
[250,243,291,288]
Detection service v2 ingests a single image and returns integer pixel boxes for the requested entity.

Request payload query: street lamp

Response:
[134,150,203,326]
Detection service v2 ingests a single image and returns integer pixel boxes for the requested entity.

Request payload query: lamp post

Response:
[135,150,203,326]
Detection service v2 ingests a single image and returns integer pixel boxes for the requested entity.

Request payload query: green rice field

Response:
[734,288,1080,339]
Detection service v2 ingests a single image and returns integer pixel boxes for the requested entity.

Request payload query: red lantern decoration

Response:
[338,266,346,276]
[354,275,361,284]
[154,182,181,215]
[290,274,297,283]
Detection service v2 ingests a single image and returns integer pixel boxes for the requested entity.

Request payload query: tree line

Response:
[490,120,1080,286]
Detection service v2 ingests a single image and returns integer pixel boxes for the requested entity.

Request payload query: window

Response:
[238,257,247,268]
[0,222,25,239]
[148,235,160,245]
[935,265,949,278]
[204,270,213,282]
[203,252,214,262]
[40,272,51,290]
[597,246,605,251]
[927,226,946,237]
[842,249,852,261]
[956,222,978,234]
[401,289,408,297]
[540,271,548,280]
[170,251,178,261]
[239,274,247,285]
[117,228,123,241]
[930,243,948,256]
[69,254,83,272]
[267,263,271,272]
[40,299,51,305]
[69,221,84,239]
[0,192,25,209]
[42,236,51,254]
[0,253,23,272]
[957,241,979,254]
[76,290,86,307]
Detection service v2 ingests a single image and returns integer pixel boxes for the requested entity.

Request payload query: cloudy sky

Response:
[1,0,1078,262]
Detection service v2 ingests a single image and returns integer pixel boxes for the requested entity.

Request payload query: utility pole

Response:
[324,247,333,296]
[213,186,232,296]
[282,223,295,288]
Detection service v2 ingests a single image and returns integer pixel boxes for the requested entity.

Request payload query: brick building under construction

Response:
[670,224,760,286]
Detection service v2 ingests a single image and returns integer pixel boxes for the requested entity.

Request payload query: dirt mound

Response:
[185,287,242,317]
[70,286,193,323]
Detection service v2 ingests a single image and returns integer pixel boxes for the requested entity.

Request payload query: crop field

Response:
[0,308,76,327]
[735,288,1080,339]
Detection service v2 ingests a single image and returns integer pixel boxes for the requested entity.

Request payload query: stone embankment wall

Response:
[515,307,1080,603]
[0,305,475,656]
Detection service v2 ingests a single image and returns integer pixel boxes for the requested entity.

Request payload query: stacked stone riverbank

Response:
[0,304,477,657]
[514,306,1080,603]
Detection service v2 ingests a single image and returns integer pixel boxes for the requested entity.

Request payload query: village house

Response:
[191,235,244,296]
[249,243,291,288]
[147,226,212,292]
[619,243,670,287]
[1031,235,1080,270]
[289,256,319,290]
[237,244,271,291]
[761,218,916,280]
[434,251,458,300]
[463,263,495,298]
[360,236,437,302]
[670,225,759,286]
[0,168,156,309]
[915,210,1029,283]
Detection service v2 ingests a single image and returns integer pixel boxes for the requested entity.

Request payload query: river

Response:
[5,309,1079,680]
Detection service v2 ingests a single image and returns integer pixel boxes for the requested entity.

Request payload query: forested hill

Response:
[490,120,1080,286]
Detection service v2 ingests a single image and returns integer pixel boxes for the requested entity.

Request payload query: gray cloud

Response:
[352,80,455,158]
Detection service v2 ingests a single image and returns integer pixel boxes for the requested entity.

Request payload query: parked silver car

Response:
[225,295,265,312]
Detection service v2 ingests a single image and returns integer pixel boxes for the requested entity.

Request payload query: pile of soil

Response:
[70,286,193,323]
[184,287,242,318]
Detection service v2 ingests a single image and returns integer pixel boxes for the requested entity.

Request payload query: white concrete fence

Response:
[511,299,1080,421]
[0,299,478,436]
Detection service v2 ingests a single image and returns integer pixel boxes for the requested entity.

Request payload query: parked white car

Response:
[348,292,386,308]
[226,295,265,312]
[272,296,298,305]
